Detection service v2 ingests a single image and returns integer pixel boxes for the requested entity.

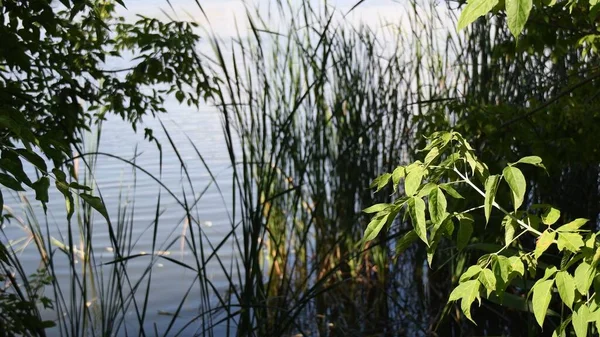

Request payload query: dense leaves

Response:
[0,1,214,335]
[365,131,600,335]
[0,0,214,210]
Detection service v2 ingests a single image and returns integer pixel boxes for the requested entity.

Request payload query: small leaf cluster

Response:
[0,0,215,218]
[0,264,55,335]
[364,131,600,335]
[457,0,600,46]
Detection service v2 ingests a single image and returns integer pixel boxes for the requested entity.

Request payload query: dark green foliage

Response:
[0,0,213,203]
[0,1,214,336]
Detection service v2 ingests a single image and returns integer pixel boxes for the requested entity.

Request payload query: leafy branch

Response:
[364,131,600,336]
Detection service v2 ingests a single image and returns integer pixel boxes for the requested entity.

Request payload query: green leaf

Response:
[574,262,593,295]
[79,193,110,222]
[557,218,588,232]
[484,175,500,224]
[364,213,390,242]
[493,255,512,293]
[68,182,93,191]
[502,215,519,246]
[363,203,392,214]
[408,197,428,245]
[440,184,464,199]
[405,166,425,196]
[460,265,483,282]
[448,279,481,323]
[32,177,50,204]
[541,206,561,225]
[552,316,572,337]
[506,0,533,37]
[535,230,556,259]
[514,156,544,167]
[394,230,418,257]
[416,183,437,198]
[0,173,25,191]
[392,166,405,191]
[509,256,525,277]
[428,187,447,225]
[573,304,590,337]
[53,168,67,183]
[557,232,584,253]
[424,147,440,165]
[14,149,47,172]
[457,0,499,30]
[55,180,74,220]
[479,268,497,292]
[457,215,474,251]
[371,173,392,192]
[503,166,526,210]
[555,271,575,310]
[532,279,554,327]
[427,240,439,267]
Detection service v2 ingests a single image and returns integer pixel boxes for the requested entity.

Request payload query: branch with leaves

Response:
[364,131,599,336]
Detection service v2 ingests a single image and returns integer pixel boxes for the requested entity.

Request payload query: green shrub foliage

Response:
[365,131,600,336]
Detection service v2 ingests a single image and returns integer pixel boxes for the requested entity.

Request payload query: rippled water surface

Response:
[1,0,414,334]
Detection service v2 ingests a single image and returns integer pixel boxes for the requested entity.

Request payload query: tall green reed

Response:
[205,1,462,334]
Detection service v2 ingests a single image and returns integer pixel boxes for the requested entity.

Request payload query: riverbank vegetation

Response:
[1,0,599,336]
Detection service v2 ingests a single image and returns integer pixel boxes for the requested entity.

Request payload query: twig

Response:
[453,167,543,237]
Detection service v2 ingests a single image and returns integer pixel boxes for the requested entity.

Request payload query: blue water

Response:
[0,0,424,335]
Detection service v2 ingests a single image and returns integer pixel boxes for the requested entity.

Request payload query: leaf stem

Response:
[452,167,543,237]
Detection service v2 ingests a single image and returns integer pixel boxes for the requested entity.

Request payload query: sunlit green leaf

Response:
[506,0,532,38]
[424,147,440,165]
[493,255,512,293]
[508,256,525,277]
[535,230,555,259]
[503,166,526,210]
[532,279,554,327]
[457,0,498,31]
[552,316,572,337]
[364,213,390,242]
[408,196,428,245]
[574,262,593,295]
[557,232,584,253]
[416,183,437,198]
[371,173,392,192]
[457,215,474,251]
[440,184,464,199]
[460,265,483,282]
[557,218,588,232]
[479,268,496,292]
[573,304,590,337]
[405,166,425,196]
[484,175,500,224]
[514,156,544,167]
[555,271,575,310]
[502,214,519,246]
[392,166,405,192]
[541,206,561,225]
[363,203,392,214]
[429,187,447,225]
[449,279,481,323]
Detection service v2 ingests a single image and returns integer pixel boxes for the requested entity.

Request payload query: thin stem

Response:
[453,167,543,237]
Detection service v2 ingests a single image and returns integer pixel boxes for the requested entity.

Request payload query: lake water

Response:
[1,0,438,335]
